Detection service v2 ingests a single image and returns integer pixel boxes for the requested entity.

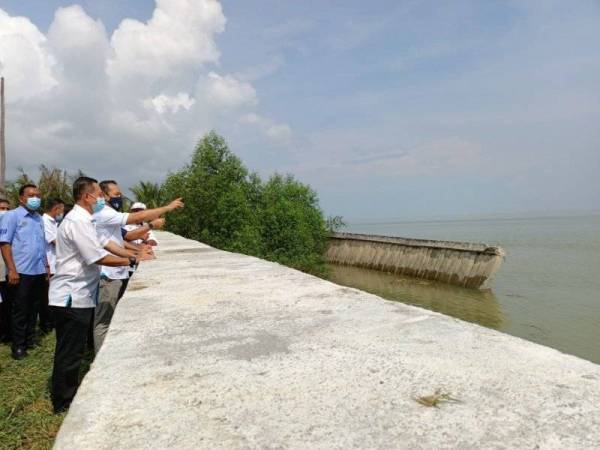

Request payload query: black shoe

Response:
[53,403,70,414]
[11,347,27,360]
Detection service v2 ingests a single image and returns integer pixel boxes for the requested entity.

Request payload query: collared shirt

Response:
[0,212,7,277]
[0,205,47,275]
[49,205,109,308]
[43,213,58,274]
[93,206,130,280]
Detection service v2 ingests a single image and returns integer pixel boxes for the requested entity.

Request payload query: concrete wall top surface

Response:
[54,232,600,449]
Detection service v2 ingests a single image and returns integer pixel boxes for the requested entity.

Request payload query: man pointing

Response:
[93,179,183,352]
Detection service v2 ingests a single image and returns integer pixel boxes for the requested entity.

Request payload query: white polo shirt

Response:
[93,206,130,280]
[49,205,109,308]
[43,213,58,274]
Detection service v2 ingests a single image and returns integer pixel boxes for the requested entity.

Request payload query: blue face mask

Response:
[26,197,41,211]
[108,196,123,212]
[92,197,105,213]
[55,214,64,222]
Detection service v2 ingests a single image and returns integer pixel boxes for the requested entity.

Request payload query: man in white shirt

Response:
[123,202,161,246]
[49,177,154,413]
[93,180,183,352]
[121,202,162,294]
[123,202,164,246]
[41,198,65,334]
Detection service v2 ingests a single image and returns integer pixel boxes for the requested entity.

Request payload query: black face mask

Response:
[109,196,123,212]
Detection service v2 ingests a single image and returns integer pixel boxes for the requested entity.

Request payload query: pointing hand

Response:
[167,198,184,211]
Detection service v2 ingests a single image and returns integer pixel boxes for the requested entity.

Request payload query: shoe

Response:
[11,347,27,360]
[53,402,71,414]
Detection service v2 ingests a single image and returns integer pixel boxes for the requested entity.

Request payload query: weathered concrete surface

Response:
[327,232,505,289]
[54,232,600,450]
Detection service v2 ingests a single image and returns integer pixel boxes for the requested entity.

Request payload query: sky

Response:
[0,0,598,221]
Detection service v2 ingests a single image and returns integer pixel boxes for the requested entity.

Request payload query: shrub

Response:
[158,131,331,275]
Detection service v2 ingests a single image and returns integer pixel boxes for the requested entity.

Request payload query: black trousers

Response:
[0,281,11,342]
[118,277,130,300]
[51,305,94,413]
[11,274,47,350]
[38,278,53,332]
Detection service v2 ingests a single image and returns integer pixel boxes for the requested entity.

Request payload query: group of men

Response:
[0,176,183,413]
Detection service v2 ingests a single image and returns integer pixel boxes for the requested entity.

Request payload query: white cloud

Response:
[200,72,257,110]
[0,9,57,100]
[240,113,291,144]
[234,55,284,82]
[0,1,289,189]
[146,93,195,114]
[48,5,110,59]
[108,0,226,86]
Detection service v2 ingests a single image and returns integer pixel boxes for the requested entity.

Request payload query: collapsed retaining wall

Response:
[54,232,600,449]
[326,232,505,289]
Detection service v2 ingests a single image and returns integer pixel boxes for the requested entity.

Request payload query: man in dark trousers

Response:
[0,197,12,342]
[49,176,154,413]
[40,198,65,334]
[0,185,49,360]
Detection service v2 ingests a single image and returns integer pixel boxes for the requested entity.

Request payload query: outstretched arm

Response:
[104,241,135,258]
[126,199,184,225]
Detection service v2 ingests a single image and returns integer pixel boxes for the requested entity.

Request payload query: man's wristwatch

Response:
[128,256,137,268]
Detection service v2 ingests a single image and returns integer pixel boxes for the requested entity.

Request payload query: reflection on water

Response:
[327,264,504,329]
[327,213,600,364]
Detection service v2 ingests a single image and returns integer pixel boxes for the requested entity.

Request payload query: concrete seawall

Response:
[54,232,600,449]
[326,232,505,289]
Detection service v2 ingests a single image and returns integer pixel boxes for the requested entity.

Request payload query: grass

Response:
[0,333,92,450]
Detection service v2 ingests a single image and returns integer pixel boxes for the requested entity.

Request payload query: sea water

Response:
[326,212,600,364]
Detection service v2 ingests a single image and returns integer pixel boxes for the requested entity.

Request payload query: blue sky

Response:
[0,0,598,220]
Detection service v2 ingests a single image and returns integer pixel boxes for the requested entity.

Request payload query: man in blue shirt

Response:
[0,184,50,360]
[0,197,12,343]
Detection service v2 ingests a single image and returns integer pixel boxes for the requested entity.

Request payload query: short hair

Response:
[46,198,65,211]
[99,180,118,195]
[0,198,9,205]
[73,176,98,201]
[19,184,37,196]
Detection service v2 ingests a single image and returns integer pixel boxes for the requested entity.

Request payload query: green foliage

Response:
[36,165,73,206]
[129,181,163,209]
[0,334,71,449]
[326,215,346,233]
[161,131,332,275]
[5,169,34,206]
[259,174,328,273]
[162,131,261,254]
[5,165,85,210]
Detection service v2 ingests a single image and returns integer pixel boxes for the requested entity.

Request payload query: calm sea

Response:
[326,212,600,364]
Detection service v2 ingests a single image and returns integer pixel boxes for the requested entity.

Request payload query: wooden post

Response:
[0,77,5,196]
